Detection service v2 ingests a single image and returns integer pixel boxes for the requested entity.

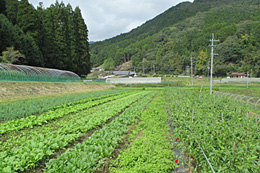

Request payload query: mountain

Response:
[89,41,96,44]
[90,0,260,77]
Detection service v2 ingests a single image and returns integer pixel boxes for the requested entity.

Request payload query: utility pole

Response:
[247,71,249,88]
[190,56,195,86]
[209,33,219,95]
[151,62,152,74]
[207,61,210,80]
[142,58,145,74]
[186,66,190,85]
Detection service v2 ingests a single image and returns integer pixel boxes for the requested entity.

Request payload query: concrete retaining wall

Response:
[106,77,161,84]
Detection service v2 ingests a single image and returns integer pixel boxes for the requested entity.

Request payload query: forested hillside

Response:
[0,0,90,76]
[91,0,260,77]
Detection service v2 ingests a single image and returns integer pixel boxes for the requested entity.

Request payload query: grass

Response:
[162,76,260,97]
[0,81,115,103]
[215,87,260,98]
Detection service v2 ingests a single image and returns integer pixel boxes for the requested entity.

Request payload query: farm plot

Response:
[109,92,175,172]
[0,90,156,172]
[0,91,134,135]
[2,86,257,172]
[0,89,125,122]
[45,92,157,172]
[0,91,141,151]
[165,88,260,172]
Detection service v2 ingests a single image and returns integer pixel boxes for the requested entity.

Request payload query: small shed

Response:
[228,73,248,78]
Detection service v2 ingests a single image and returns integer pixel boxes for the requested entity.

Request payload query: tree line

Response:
[91,0,260,77]
[0,0,90,76]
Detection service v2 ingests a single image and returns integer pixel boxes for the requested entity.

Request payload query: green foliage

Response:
[195,50,208,75]
[17,0,39,40]
[0,91,151,172]
[1,87,260,172]
[91,0,260,77]
[6,0,19,24]
[41,2,90,76]
[71,7,91,75]
[165,88,260,172]
[110,92,175,172]
[0,92,132,133]
[0,14,43,66]
[103,57,115,71]
[0,47,25,63]
[44,91,154,172]
[0,0,6,15]
[0,0,91,76]
[0,90,123,122]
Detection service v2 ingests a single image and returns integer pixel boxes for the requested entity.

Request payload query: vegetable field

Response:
[165,88,260,172]
[0,87,259,172]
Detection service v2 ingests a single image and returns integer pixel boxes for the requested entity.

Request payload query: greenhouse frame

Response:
[0,63,80,82]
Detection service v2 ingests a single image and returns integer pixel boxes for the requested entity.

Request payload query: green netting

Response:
[0,63,80,82]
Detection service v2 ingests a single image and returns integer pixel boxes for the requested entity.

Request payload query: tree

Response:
[0,47,25,63]
[103,57,115,71]
[71,6,91,76]
[50,1,69,69]
[0,14,15,53]
[195,50,208,75]
[0,0,6,15]
[13,25,43,66]
[217,36,242,64]
[1,0,91,76]
[0,14,43,66]
[41,6,58,68]
[6,0,19,24]
[17,0,40,40]
[36,2,46,57]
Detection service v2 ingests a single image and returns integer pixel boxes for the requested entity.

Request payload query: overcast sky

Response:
[29,0,194,41]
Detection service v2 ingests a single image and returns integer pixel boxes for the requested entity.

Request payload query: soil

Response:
[115,61,132,71]
[0,81,115,102]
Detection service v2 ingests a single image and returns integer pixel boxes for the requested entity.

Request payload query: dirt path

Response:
[0,81,115,102]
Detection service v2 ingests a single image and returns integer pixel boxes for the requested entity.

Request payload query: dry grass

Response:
[0,81,115,103]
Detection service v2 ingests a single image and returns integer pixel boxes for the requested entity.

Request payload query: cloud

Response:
[29,0,193,41]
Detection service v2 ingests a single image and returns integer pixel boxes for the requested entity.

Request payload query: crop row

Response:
[165,88,260,172]
[0,90,124,122]
[0,91,150,172]
[0,91,133,135]
[0,91,142,152]
[44,92,157,172]
[110,92,175,172]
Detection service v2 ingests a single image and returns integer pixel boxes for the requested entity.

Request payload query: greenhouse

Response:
[0,63,80,82]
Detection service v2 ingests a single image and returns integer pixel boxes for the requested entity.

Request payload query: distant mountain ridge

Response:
[90,0,260,77]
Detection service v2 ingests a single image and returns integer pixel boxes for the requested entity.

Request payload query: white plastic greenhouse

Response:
[0,63,80,82]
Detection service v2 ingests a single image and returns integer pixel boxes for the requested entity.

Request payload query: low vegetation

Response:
[0,84,259,172]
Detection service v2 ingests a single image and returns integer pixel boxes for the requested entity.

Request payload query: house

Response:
[228,73,248,78]
[112,71,137,77]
